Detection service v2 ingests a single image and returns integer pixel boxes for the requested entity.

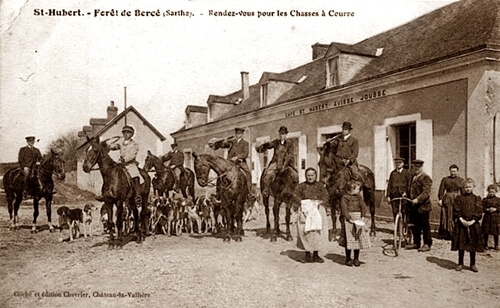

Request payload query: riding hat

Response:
[25,136,35,141]
[411,159,424,166]
[235,127,245,133]
[342,122,353,130]
[394,157,405,162]
[171,143,178,148]
[278,126,288,134]
[122,125,135,134]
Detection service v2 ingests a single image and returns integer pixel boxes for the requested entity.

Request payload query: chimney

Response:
[107,101,118,120]
[312,43,328,60]
[241,72,249,102]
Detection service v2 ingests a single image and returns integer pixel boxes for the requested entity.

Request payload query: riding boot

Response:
[133,177,142,207]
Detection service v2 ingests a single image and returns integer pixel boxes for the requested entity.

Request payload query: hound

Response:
[82,202,97,238]
[57,206,83,241]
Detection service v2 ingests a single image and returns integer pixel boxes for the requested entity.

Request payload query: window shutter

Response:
[298,134,307,182]
[374,125,388,190]
[416,119,433,177]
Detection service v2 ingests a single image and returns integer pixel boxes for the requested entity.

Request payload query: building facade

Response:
[172,0,500,198]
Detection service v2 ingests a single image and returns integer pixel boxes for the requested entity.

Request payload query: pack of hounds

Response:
[56,193,261,242]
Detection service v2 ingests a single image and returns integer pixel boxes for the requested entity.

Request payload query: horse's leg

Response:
[31,198,40,233]
[364,188,376,236]
[271,197,281,242]
[45,196,55,232]
[14,192,22,228]
[6,190,15,229]
[115,202,124,245]
[330,197,338,241]
[263,195,271,234]
[370,201,376,236]
[284,204,293,241]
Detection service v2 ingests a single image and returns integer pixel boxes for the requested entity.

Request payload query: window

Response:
[396,123,416,168]
[288,137,299,170]
[326,57,339,88]
[260,83,268,107]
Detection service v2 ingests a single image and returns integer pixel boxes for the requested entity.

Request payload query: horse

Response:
[258,166,298,242]
[318,142,377,237]
[192,153,247,242]
[3,149,65,232]
[143,150,195,199]
[82,136,151,245]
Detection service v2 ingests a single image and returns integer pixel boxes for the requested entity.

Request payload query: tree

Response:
[47,130,79,172]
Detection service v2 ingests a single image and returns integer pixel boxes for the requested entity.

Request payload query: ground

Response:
[0,182,499,308]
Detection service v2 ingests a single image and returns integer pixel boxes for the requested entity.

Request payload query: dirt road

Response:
[1,199,499,308]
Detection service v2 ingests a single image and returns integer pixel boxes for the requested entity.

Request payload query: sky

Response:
[0,0,457,162]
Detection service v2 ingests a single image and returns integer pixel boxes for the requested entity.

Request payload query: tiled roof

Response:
[185,105,207,114]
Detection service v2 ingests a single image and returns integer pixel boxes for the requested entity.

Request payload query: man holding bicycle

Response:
[386,157,411,219]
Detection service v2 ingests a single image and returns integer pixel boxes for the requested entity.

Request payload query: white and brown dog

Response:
[82,202,97,238]
[57,206,83,241]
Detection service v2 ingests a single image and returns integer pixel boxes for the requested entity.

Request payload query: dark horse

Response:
[143,150,195,199]
[256,145,299,242]
[318,141,377,237]
[82,136,151,245]
[3,150,65,232]
[192,153,247,242]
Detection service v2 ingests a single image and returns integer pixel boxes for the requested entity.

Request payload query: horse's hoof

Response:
[270,236,277,242]
[31,229,37,234]
[236,237,242,242]
[286,235,293,242]
[49,228,56,233]
[370,231,376,237]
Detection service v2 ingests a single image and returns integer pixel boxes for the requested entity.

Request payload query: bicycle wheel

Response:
[394,213,403,256]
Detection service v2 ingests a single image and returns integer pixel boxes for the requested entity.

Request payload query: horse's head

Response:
[144,150,161,172]
[83,136,101,173]
[50,149,66,180]
[317,143,336,184]
[192,152,210,187]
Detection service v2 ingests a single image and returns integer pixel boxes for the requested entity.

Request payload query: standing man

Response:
[18,136,42,196]
[330,121,362,181]
[406,159,433,252]
[386,157,412,219]
[437,164,463,240]
[98,125,142,206]
[256,126,295,198]
[162,143,185,193]
[210,127,252,196]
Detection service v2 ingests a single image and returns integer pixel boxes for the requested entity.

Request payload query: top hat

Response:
[25,136,35,141]
[411,159,424,166]
[394,157,405,162]
[122,125,135,134]
[278,126,288,134]
[235,127,245,133]
[342,122,353,130]
[171,143,178,148]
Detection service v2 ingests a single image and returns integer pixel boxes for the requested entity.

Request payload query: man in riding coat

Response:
[161,143,185,193]
[97,125,142,206]
[18,136,42,195]
[257,126,295,198]
[209,127,253,196]
[329,121,362,181]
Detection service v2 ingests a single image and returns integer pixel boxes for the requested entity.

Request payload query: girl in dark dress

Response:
[482,184,500,250]
[451,178,484,272]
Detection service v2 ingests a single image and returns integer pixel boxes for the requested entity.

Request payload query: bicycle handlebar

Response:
[390,197,413,203]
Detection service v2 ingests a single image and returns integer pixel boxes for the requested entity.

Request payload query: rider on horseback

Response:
[18,136,42,198]
[161,143,185,193]
[96,125,142,206]
[209,127,253,198]
[328,122,363,183]
[256,126,295,198]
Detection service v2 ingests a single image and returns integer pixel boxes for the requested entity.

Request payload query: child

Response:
[482,184,500,250]
[339,180,371,267]
[451,178,484,272]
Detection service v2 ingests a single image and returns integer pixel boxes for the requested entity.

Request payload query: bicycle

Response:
[390,197,413,256]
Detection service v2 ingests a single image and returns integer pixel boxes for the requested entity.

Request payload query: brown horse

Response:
[318,142,377,237]
[192,153,247,242]
[143,151,195,199]
[82,136,151,245]
[256,144,299,242]
[3,150,65,232]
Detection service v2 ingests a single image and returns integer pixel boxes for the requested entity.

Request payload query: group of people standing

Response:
[387,160,500,272]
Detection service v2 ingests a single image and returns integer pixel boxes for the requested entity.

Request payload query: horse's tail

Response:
[187,168,195,199]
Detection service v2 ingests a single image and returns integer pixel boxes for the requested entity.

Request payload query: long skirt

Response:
[482,213,500,236]
[451,221,484,252]
[338,212,372,250]
[296,205,329,252]
[439,192,460,236]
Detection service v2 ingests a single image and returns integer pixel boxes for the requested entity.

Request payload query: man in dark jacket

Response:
[330,121,362,181]
[210,127,252,195]
[406,159,433,252]
[256,126,295,198]
[162,143,185,192]
[18,136,42,195]
[386,157,412,219]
